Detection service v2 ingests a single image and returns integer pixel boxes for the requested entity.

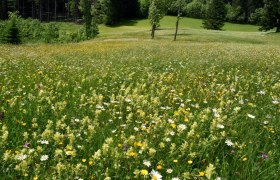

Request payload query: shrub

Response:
[43,23,59,43]
[18,18,44,40]
[185,0,206,19]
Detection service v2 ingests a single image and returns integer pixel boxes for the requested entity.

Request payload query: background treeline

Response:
[0,0,274,25]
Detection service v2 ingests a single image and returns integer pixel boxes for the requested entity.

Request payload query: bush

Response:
[0,12,22,44]
[43,23,59,43]
[0,12,90,44]
[18,18,44,40]
[185,0,206,19]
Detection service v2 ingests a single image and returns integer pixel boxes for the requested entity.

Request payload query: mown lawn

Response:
[0,17,280,179]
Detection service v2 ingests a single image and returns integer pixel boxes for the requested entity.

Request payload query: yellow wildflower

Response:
[187,160,193,164]
[157,165,163,170]
[140,169,149,176]
[171,124,176,129]
[82,159,87,163]
[184,118,189,122]
[129,152,136,157]
[89,160,94,165]
[174,111,179,117]
[199,171,205,177]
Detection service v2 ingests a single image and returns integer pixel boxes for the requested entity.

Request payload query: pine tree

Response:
[260,0,280,32]
[1,12,22,44]
[203,0,227,30]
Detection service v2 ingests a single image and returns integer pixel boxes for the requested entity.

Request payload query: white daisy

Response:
[143,160,151,167]
[39,140,49,145]
[178,124,187,131]
[40,155,49,161]
[247,114,256,119]
[225,139,234,147]
[150,170,162,180]
[217,124,225,129]
[17,154,27,161]
[166,168,173,174]
[272,100,279,105]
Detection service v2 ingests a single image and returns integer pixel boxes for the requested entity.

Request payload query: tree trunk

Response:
[55,0,57,21]
[32,0,35,19]
[1,0,8,20]
[74,0,78,21]
[151,24,156,39]
[22,0,25,18]
[39,1,43,21]
[174,0,182,41]
[276,19,280,33]
[174,14,180,41]
[47,0,50,22]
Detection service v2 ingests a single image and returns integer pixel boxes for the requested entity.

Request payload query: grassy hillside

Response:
[0,17,280,179]
[97,16,279,45]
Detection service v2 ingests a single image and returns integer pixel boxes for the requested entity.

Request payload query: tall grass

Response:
[0,38,279,179]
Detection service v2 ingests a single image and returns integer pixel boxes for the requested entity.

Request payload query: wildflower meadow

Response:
[0,39,280,179]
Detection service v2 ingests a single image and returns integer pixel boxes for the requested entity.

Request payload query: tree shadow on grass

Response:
[106,19,138,28]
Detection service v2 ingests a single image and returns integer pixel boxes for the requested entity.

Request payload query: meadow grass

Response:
[0,17,280,179]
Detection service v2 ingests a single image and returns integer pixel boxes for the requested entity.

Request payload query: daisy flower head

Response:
[166,168,173,174]
[225,139,234,147]
[247,114,255,119]
[150,170,162,180]
[40,155,49,161]
[143,160,151,167]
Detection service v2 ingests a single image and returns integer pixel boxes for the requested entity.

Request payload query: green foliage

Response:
[185,0,206,19]
[139,0,150,18]
[249,8,265,25]
[148,0,163,28]
[259,0,280,32]
[43,23,59,43]
[18,18,44,40]
[203,0,227,30]
[0,12,21,44]
[226,4,245,23]
[92,0,112,24]
[149,0,163,39]
[79,0,99,39]
[0,13,89,44]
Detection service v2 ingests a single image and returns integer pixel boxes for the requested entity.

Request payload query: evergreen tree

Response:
[203,0,227,30]
[1,12,22,44]
[79,0,99,39]
[260,0,280,32]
